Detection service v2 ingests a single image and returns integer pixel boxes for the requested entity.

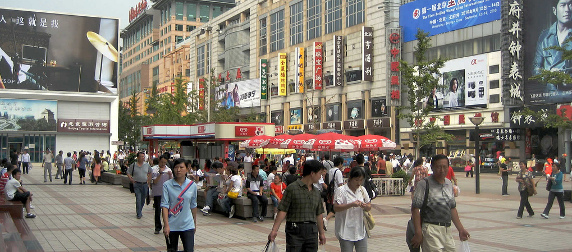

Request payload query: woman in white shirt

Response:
[219,166,242,218]
[445,78,460,107]
[334,167,371,252]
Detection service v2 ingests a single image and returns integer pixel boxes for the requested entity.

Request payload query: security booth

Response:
[142,122,275,165]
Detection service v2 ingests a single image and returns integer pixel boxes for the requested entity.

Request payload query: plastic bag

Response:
[263,240,279,252]
[458,241,471,252]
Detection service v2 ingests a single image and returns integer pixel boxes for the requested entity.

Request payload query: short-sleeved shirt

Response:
[227,175,243,197]
[56,154,63,164]
[327,168,344,187]
[446,166,455,181]
[0,173,10,196]
[79,157,88,169]
[5,178,21,200]
[278,179,325,222]
[516,171,532,192]
[43,153,54,163]
[64,157,74,170]
[271,182,286,199]
[21,154,30,163]
[128,162,153,183]
[412,165,429,189]
[151,166,172,196]
[246,173,264,192]
[334,185,371,241]
[412,176,456,224]
[161,179,197,231]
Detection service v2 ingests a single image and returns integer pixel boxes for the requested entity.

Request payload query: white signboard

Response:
[216,79,261,108]
[439,54,488,108]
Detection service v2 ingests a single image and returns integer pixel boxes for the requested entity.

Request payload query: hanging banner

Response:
[314,42,323,90]
[362,27,373,81]
[199,78,205,110]
[260,59,268,100]
[296,47,305,93]
[333,35,344,86]
[279,53,287,96]
[387,28,402,107]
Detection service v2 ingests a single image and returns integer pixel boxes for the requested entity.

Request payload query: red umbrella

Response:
[302,132,358,151]
[265,134,294,148]
[239,135,272,148]
[280,133,315,149]
[356,134,397,151]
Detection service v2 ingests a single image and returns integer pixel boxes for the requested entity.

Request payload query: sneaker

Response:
[502,194,510,196]
[560,216,565,219]
[154,230,160,234]
[30,204,35,209]
[516,216,522,219]
[528,214,534,218]
[252,217,258,223]
[259,216,264,222]
[25,213,36,218]
[200,206,210,215]
[323,217,328,231]
[229,205,235,219]
[541,213,549,219]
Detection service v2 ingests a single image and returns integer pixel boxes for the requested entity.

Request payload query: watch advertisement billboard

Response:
[0,98,57,131]
[0,8,119,94]
[399,0,501,42]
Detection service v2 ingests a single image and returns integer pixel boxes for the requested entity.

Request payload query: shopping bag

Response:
[263,240,279,252]
[458,241,471,252]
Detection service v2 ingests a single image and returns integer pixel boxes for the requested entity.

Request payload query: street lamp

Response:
[470,115,485,194]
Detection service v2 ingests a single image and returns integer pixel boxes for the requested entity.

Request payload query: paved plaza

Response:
[16,166,572,251]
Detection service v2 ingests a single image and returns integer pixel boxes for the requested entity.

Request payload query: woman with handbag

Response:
[515,161,534,219]
[219,166,241,218]
[541,164,565,219]
[333,167,371,252]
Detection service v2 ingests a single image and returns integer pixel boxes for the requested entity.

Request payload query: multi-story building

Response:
[119,0,235,115]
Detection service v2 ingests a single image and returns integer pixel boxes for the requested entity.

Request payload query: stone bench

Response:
[197,189,274,219]
[100,172,123,185]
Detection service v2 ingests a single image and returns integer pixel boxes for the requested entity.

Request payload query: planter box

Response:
[100,172,124,185]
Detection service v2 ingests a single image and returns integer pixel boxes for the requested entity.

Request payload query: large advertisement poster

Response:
[430,54,488,109]
[523,0,572,104]
[0,8,119,94]
[215,79,261,108]
[399,0,501,42]
[0,98,57,131]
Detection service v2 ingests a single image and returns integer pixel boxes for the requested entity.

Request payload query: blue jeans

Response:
[270,195,279,207]
[166,229,195,252]
[219,196,235,213]
[205,187,218,210]
[133,182,148,217]
[543,191,566,217]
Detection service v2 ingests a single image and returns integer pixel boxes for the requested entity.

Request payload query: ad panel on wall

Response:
[523,0,572,104]
[0,98,57,131]
[399,0,501,42]
[425,54,488,109]
[0,8,119,94]
[215,79,261,109]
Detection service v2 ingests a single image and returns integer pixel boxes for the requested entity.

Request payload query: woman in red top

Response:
[269,175,286,219]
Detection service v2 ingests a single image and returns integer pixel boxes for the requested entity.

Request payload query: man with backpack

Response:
[323,156,345,230]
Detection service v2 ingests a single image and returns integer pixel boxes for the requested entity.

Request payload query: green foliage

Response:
[145,77,199,125]
[397,29,453,155]
[17,118,56,131]
[391,169,411,182]
[118,91,143,149]
[517,107,572,130]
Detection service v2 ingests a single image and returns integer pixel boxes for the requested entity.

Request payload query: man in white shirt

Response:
[21,150,31,174]
[391,154,401,173]
[43,149,54,182]
[323,156,345,230]
[243,153,253,163]
[5,169,36,218]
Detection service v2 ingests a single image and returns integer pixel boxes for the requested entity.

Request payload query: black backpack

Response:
[358,166,377,200]
[325,169,340,204]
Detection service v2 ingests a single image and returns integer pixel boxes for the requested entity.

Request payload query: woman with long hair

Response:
[446,78,459,107]
[93,153,102,184]
[162,159,197,251]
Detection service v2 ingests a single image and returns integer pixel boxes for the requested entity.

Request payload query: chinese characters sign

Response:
[129,0,148,23]
[503,0,523,105]
[58,119,110,133]
[362,27,373,82]
[199,78,205,110]
[333,35,344,87]
[296,47,305,93]
[399,0,501,42]
[260,59,268,99]
[387,28,402,107]
[314,42,323,90]
[279,53,287,96]
[235,126,265,137]
[509,105,555,128]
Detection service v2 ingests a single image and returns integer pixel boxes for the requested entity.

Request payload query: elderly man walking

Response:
[43,149,54,182]
[409,154,470,251]
[127,152,152,219]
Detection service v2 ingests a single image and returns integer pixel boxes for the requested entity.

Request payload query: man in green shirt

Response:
[268,160,327,251]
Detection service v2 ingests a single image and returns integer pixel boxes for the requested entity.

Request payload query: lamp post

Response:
[470,115,485,194]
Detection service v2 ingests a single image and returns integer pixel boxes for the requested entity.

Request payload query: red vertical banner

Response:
[199,78,205,110]
[314,42,323,90]
[387,28,401,106]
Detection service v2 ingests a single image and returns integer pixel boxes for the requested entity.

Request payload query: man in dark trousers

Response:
[247,164,268,222]
[268,160,327,251]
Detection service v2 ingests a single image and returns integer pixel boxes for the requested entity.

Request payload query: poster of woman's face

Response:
[326,104,340,121]
[290,108,302,125]
[347,100,363,120]
[271,111,283,125]
[371,99,387,117]
[442,70,465,108]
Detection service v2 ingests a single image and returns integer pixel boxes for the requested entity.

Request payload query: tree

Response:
[398,29,452,157]
[119,91,143,150]
[205,70,241,123]
[145,77,201,125]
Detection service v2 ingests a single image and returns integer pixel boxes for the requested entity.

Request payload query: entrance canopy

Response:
[142,122,275,141]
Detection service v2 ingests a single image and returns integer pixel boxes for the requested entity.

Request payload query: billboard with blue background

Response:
[400,0,501,43]
[0,98,57,131]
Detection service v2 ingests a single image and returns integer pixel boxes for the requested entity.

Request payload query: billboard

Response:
[428,54,488,109]
[0,98,57,131]
[215,79,261,109]
[399,0,501,42]
[523,0,572,104]
[290,108,302,125]
[279,53,287,96]
[0,8,119,94]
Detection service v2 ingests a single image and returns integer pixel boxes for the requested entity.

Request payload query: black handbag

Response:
[129,163,135,193]
[406,178,429,252]
[546,178,553,191]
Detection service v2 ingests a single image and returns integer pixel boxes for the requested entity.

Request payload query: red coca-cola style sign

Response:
[198,125,205,133]
[235,126,265,137]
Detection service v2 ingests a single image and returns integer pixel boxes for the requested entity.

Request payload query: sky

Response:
[1,0,141,30]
